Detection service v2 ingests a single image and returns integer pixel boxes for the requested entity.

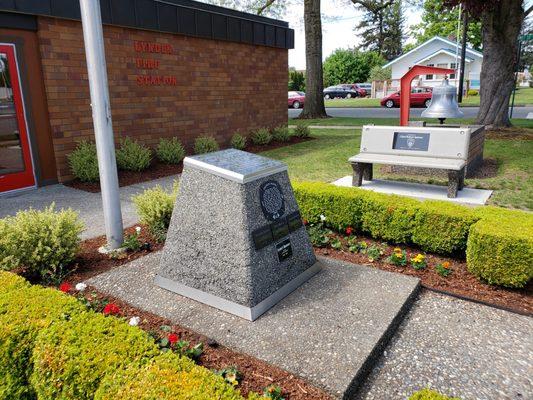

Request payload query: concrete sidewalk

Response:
[0,175,178,239]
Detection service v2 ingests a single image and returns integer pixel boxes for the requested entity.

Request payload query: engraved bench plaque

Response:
[155,149,319,321]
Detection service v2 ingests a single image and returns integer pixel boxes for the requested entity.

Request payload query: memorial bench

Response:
[349,125,471,198]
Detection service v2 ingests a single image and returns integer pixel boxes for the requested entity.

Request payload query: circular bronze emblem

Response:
[259,181,285,221]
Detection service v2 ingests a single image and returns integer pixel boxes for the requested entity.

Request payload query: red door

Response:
[0,44,35,193]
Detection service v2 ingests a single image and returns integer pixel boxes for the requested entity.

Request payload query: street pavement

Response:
[288,106,533,119]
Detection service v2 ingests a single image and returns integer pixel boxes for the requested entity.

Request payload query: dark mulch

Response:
[467,158,499,179]
[73,288,331,400]
[65,137,313,193]
[63,226,330,400]
[314,235,533,316]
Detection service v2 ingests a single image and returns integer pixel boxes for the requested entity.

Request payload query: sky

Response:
[284,1,423,70]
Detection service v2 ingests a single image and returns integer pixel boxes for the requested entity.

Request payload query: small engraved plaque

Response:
[276,238,292,262]
[252,226,273,250]
[271,218,289,241]
[392,132,430,151]
[260,180,285,221]
[287,211,303,232]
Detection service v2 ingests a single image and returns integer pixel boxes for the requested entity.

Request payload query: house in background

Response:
[383,36,483,90]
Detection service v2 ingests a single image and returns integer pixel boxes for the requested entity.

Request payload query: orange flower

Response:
[442,261,450,269]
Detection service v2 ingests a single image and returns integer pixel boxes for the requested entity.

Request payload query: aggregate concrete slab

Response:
[333,176,493,205]
[357,291,533,400]
[86,252,420,398]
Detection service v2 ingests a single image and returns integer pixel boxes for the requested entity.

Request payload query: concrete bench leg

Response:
[458,167,465,190]
[363,163,373,181]
[447,170,461,198]
[351,162,366,187]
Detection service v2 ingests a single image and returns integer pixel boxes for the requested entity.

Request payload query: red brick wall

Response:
[37,17,288,182]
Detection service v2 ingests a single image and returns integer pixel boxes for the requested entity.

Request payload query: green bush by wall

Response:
[293,182,532,288]
[68,141,100,182]
[0,273,85,400]
[116,137,152,172]
[0,205,84,281]
[0,272,249,399]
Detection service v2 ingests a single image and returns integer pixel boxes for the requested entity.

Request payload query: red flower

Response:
[345,227,353,236]
[303,219,308,226]
[168,333,179,345]
[59,282,72,293]
[102,303,120,316]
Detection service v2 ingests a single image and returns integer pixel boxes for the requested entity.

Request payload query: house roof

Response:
[0,0,294,49]
[414,48,475,64]
[383,36,482,69]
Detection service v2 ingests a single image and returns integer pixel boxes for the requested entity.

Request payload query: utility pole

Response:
[79,0,124,250]
[457,12,468,103]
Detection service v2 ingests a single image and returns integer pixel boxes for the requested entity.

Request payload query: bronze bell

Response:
[421,78,464,124]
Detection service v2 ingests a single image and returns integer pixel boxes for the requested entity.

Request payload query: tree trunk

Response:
[300,0,328,119]
[476,0,525,127]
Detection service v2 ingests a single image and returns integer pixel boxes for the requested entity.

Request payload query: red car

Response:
[288,91,305,109]
[380,87,433,108]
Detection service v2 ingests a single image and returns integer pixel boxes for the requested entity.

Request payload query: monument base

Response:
[154,261,321,321]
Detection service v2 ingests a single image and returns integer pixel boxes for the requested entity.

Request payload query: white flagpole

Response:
[79,0,124,249]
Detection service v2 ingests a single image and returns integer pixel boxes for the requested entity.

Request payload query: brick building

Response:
[0,0,294,193]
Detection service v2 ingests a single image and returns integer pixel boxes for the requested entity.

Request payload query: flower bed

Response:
[2,271,318,400]
[293,182,533,288]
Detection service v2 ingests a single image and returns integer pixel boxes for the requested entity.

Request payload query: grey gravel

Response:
[0,174,178,239]
[356,291,533,400]
[86,252,419,398]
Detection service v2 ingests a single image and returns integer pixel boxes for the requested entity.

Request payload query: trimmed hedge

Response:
[294,182,474,254]
[0,272,250,399]
[293,182,533,288]
[95,352,259,400]
[467,207,533,288]
[0,272,85,400]
[31,311,160,399]
[409,388,460,400]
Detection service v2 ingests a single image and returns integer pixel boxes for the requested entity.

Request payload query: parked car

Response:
[356,83,372,94]
[339,84,367,97]
[288,91,305,109]
[380,87,433,108]
[324,85,361,99]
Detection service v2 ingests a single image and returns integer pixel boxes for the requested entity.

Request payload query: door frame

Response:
[0,42,36,194]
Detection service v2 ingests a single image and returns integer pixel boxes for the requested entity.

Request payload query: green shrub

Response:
[293,181,533,288]
[271,126,291,142]
[116,137,152,171]
[132,183,178,241]
[250,128,272,145]
[95,352,247,400]
[293,124,311,138]
[230,133,247,150]
[194,136,219,154]
[0,205,83,282]
[68,141,99,182]
[156,137,185,164]
[412,201,478,254]
[409,388,460,400]
[467,89,478,96]
[31,311,160,400]
[466,208,533,288]
[0,275,84,400]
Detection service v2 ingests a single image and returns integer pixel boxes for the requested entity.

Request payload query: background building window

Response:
[426,63,434,80]
[450,62,457,79]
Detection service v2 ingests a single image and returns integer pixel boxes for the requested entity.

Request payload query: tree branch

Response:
[350,0,395,14]
[526,4,533,17]
[256,0,277,15]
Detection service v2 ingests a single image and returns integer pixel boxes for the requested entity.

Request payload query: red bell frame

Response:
[399,65,455,126]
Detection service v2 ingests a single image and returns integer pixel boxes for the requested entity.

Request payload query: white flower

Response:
[320,214,327,222]
[135,226,141,234]
[129,316,140,326]
[75,283,87,292]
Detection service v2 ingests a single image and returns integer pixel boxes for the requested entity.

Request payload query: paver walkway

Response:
[0,175,178,239]
[357,291,533,400]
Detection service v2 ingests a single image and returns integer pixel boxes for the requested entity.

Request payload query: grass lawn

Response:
[290,117,533,129]
[261,128,533,210]
[324,87,533,108]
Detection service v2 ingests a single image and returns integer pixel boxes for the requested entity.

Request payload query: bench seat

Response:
[349,153,466,171]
